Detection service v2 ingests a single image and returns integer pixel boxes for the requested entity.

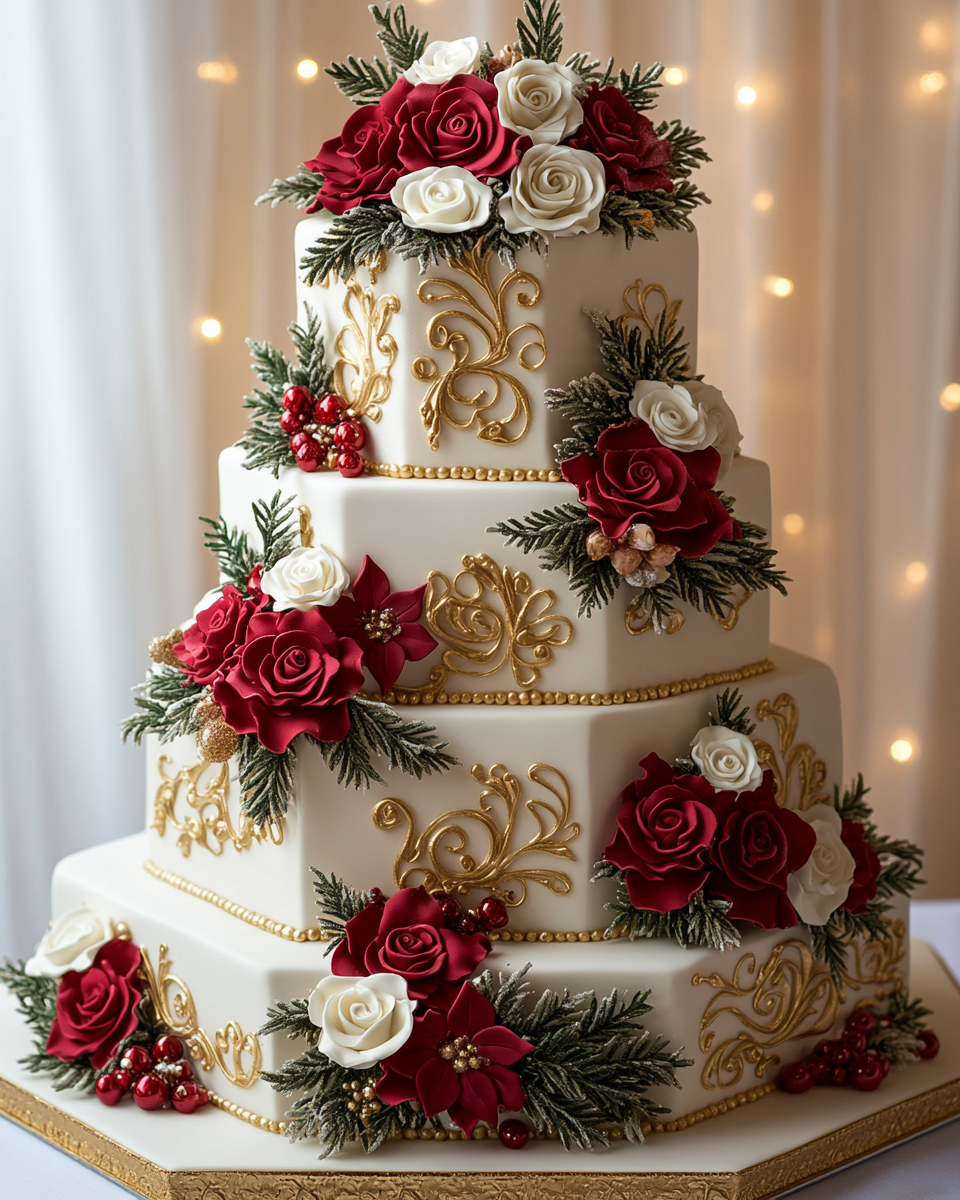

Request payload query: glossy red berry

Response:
[439,899,461,929]
[477,895,509,930]
[848,1055,884,1091]
[841,1029,868,1055]
[171,1081,209,1114]
[828,1065,848,1087]
[333,420,366,451]
[457,914,480,936]
[279,409,303,435]
[112,1068,134,1094]
[314,394,345,425]
[294,438,322,472]
[917,1029,940,1060]
[846,1008,879,1036]
[828,1045,852,1067]
[132,1073,169,1111]
[430,890,451,904]
[777,1062,816,1094]
[95,1073,125,1106]
[812,1039,833,1058]
[336,449,365,478]
[498,1119,529,1148]
[802,1055,828,1084]
[165,1059,194,1083]
[119,1045,153,1076]
[876,1053,890,1077]
[152,1034,184,1064]
[282,385,314,417]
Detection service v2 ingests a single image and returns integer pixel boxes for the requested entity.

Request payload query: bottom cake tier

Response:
[51,834,911,1132]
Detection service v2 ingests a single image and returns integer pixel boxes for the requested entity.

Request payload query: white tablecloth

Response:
[4,901,959,1199]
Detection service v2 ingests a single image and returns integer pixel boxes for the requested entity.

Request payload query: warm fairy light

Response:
[752,190,774,212]
[736,85,758,107]
[890,739,914,763]
[765,276,795,298]
[663,66,687,86]
[920,19,945,48]
[199,317,222,340]
[919,71,947,94]
[297,58,319,80]
[905,560,929,586]
[197,61,238,83]
[941,382,960,411]
[782,513,805,536]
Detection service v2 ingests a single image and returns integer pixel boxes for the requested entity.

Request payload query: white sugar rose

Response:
[685,381,742,479]
[308,973,415,1070]
[786,803,855,926]
[25,908,114,978]
[403,37,480,84]
[260,545,349,611]
[500,143,606,237]
[391,166,492,233]
[631,381,710,452]
[495,58,583,144]
[690,725,763,793]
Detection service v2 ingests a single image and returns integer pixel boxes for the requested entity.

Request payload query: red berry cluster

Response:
[778,1008,939,1095]
[282,386,367,477]
[430,890,510,936]
[94,1034,209,1114]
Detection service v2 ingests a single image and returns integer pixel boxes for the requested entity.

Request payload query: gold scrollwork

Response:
[372,762,579,907]
[842,918,908,1001]
[713,587,753,631]
[152,755,282,857]
[140,945,262,1089]
[616,276,691,377]
[624,593,686,637]
[332,276,400,423]
[412,245,545,450]
[752,693,830,810]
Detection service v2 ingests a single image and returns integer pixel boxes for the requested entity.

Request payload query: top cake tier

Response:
[295,214,698,473]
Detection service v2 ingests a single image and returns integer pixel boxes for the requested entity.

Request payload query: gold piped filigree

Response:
[752,693,830,810]
[841,918,908,1001]
[372,762,578,907]
[713,587,753,631]
[152,755,281,857]
[624,594,686,637]
[140,944,262,1089]
[616,276,691,377]
[298,504,314,548]
[332,276,400,423]
[412,244,545,450]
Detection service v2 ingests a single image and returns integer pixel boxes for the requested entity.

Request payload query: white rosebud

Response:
[260,545,349,611]
[499,143,606,238]
[308,973,415,1070]
[690,725,763,793]
[685,381,742,479]
[786,804,856,926]
[495,58,583,144]
[25,909,114,978]
[630,379,742,480]
[391,166,492,233]
[402,37,480,85]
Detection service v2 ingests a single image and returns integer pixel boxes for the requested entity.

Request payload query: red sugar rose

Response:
[567,84,673,193]
[46,940,142,1070]
[839,819,882,913]
[174,585,258,686]
[304,105,403,216]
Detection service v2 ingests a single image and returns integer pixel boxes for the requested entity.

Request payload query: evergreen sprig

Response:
[236,734,297,831]
[310,868,374,952]
[239,314,332,477]
[490,503,620,617]
[200,491,298,590]
[373,4,427,73]
[594,867,741,952]
[615,61,664,110]
[709,687,756,736]
[474,966,689,1148]
[256,167,324,210]
[326,4,427,106]
[121,666,205,746]
[869,991,929,1064]
[516,0,563,63]
[259,997,319,1045]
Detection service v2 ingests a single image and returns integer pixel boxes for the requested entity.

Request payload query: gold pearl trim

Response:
[641,1082,777,1135]
[207,1089,287,1134]
[142,859,329,943]
[368,657,776,707]
[488,928,614,943]
[364,461,562,483]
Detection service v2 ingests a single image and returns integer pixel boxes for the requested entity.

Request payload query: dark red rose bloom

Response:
[326,556,437,695]
[303,105,404,216]
[380,75,518,177]
[567,84,673,193]
[174,585,259,686]
[378,981,532,1136]
[603,752,719,912]
[561,420,739,553]
[212,609,364,754]
[46,940,142,1070]
[839,819,882,914]
[331,886,490,1004]
[706,775,817,929]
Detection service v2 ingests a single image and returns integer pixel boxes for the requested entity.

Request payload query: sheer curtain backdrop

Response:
[2,0,958,958]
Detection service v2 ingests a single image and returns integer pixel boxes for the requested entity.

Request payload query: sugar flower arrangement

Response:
[123,493,455,832]
[259,1,709,281]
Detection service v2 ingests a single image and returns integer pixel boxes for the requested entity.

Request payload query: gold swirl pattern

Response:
[412,245,545,450]
[842,918,908,1001]
[140,944,262,1089]
[332,276,400,423]
[752,693,830,810]
[624,594,686,637]
[152,756,282,857]
[372,762,579,908]
[617,276,691,377]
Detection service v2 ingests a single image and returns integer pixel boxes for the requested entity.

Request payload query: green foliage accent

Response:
[516,0,563,63]
[325,3,426,104]
[236,734,297,831]
[259,997,319,1046]
[474,966,690,1148]
[614,61,665,111]
[325,53,396,105]
[198,518,256,593]
[489,503,620,618]
[594,867,741,952]
[200,491,298,591]
[239,314,332,477]
[255,167,324,210]
[311,868,375,954]
[121,666,205,746]
[868,991,929,1064]
[372,3,427,73]
[709,688,756,736]
[1,960,58,1043]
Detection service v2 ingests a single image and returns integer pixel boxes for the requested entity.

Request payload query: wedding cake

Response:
[4,0,931,1159]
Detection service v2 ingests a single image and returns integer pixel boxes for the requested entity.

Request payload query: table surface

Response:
[3,900,960,1200]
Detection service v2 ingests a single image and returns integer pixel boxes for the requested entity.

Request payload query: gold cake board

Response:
[2,939,959,1200]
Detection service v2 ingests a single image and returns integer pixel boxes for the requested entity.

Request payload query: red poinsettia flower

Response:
[377,981,532,1137]
[327,556,437,695]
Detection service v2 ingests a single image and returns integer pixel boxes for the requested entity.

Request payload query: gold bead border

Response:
[368,657,776,708]
[489,928,613,943]
[207,1089,287,1134]
[364,461,562,483]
